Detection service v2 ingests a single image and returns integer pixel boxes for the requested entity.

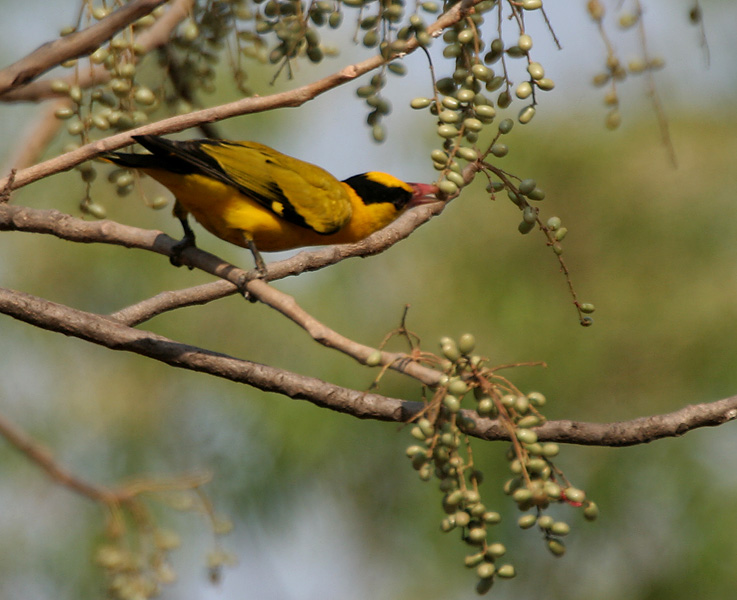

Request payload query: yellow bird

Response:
[105,135,438,271]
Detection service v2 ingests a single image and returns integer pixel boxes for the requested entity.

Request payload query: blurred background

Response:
[0,0,736,598]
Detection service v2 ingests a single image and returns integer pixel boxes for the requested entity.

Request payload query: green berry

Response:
[527,392,546,406]
[554,227,568,241]
[583,501,600,521]
[518,105,536,124]
[518,514,537,529]
[445,171,464,187]
[410,426,426,441]
[471,63,493,82]
[547,539,566,556]
[527,62,545,79]
[564,487,586,504]
[439,110,459,123]
[455,510,471,527]
[84,202,107,219]
[410,97,432,109]
[438,180,458,195]
[475,104,496,120]
[541,442,559,457]
[518,179,536,195]
[490,143,508,157]
[467,526,487,544]
[516,81,533,99]
[580,303,596,314]
[550,521,571,536]
[54,106,75,119]
[457,88,475,103]
[149,196,169,210]
[476,577,494,595]
[477,398,494,416]
[465,552,485,568]
[498,118,514,134]
[518,34,533,51]
[476,562,495,579]
[606,109,622,130]
[134,87,156,106]
[518,220,534,235]
[443,394,461,413]
[537,515,554,530]
[438,124,459,138]
[516,429,538,444]
[457,28,474,44]
[546,216,561,230]
[527,187,546,201]
[521,0,542,9]
[456,146,478,162]
[50,79,70,93]
[458,333,476,354]
[544,481,562,498]
[448,378,468,396]
[406,445,425,458]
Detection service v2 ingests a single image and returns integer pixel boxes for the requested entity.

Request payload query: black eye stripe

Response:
[342,174,412,209]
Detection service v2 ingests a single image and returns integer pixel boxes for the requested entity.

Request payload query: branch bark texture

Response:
[0,0,168,95]
[1,285,735,447]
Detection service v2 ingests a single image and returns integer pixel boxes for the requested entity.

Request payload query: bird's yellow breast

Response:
[141,167,399,252]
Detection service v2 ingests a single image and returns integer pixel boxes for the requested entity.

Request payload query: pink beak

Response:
[408,182,440,206]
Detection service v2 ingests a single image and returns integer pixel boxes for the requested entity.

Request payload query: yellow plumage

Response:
[105,135,437,265]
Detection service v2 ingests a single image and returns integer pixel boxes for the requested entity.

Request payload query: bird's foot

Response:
[169,234,196,268]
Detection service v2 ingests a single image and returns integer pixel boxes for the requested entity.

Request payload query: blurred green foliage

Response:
[1,0,736,594]
[2,109,737,599]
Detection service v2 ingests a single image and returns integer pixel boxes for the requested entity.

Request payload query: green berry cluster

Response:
[408,0,555,193]
[476,157,597,325]
[53,6,163,141]
[54,4,170,217]
[405,333,596,594]
[586,0,667,131]
[353,2,438,141]
[95,530,180,600]
[94,486,234,600]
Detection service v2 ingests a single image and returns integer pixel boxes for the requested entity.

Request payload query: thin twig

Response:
[0,410,118,503]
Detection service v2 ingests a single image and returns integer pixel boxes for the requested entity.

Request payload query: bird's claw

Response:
[169,235,196,268]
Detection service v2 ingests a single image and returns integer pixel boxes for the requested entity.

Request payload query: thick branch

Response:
[0,285,735,446]
[0,286,418,423]
[0,201,446,384]
[0,0,167,96]
[0,199,446,301]
[528,397,737,446]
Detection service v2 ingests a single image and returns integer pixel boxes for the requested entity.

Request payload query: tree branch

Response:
[0,410,118,503]
[0,0,194,104]
[1,285,735,447]
[0,0,168,96]
[0,0,478,192]
[0,200,447,385]
[0,286,419,423]
[529,396,737,446]
[0,198,446,297]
